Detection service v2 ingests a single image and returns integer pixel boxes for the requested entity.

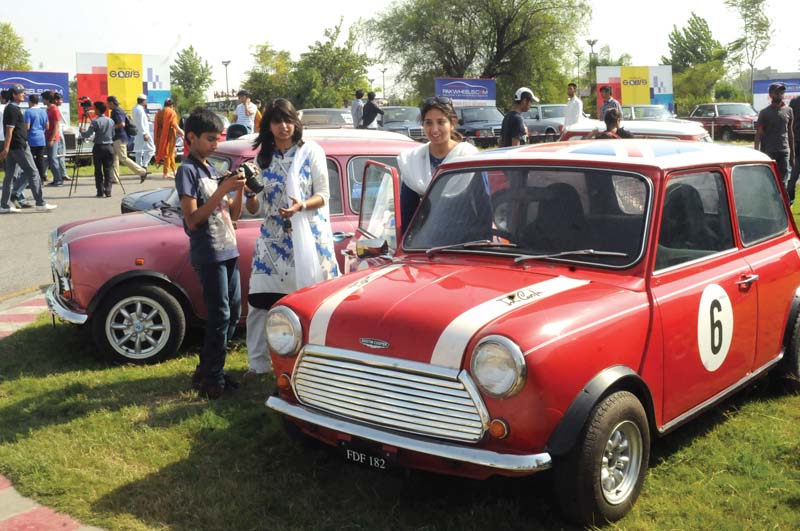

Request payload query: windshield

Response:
[638,106,671,119]
[460,107,504,123]
[718,104,757,116]
[384,107,421,123]
[403,167,650,268]
[540,105,566,119]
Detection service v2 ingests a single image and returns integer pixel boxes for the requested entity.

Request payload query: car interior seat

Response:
[521,182,587,251]
[659,183,716,250]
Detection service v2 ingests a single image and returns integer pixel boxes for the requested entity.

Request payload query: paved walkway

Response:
[0,291,104,531]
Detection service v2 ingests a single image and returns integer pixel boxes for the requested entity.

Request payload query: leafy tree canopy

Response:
[661,13,726,73]
[0,22,32,71]
[170,46,214,114]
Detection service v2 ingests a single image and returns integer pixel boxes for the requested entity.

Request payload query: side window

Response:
[347,156,400,213]
[656,172,734,270]
[732,164,788,245]
[326,159,343,216]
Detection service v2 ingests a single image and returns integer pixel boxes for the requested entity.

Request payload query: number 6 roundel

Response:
[697,284,733,372]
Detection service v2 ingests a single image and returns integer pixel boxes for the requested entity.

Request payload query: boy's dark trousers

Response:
[92,143,115,196]
[196,257,242,386]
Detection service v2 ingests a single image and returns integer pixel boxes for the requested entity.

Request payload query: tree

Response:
[289,21,370,108]
[661,13,726,73]
[725,0,771,96]
[370,0,589,102]
[241,44,294,106]
[169,46,214,114]
[0,22,32,71]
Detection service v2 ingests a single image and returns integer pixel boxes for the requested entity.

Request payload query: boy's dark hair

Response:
[604,107,622,128]
[367,91,376,101]
[600,85,612,94]
[355,89,364,99]
[41,90,53,103]
[0,89,9,102]
[53,92,62,101]
[252,98,303,169]
[28,93,39,105]
[184,107,224,141]
[568,82,577,89]
[94,101,107,115]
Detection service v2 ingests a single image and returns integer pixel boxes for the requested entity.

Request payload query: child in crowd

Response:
[175,108,246,399]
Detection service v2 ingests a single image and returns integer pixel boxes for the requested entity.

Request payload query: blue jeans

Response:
[48,139,67,183]
[2,146,44,208]
[195,258,242,386]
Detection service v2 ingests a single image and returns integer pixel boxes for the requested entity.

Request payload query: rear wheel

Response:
[720,127,733,142]
[554,391,650,525]
[778,312,800,389]
[92,283,186,364]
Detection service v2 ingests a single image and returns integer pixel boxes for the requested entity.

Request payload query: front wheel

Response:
[544,129,557,142]
[720,127,733,142]
[778,311,800,389]
[554,390,650,525]
[91,283,186,364]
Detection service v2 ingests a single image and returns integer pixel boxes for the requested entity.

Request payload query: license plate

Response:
[339,440,393,471]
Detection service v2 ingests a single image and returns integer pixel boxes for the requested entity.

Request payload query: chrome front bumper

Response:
[266,396,552,473]
[46,284,88,324]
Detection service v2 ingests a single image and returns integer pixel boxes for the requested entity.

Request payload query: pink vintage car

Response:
[46,129,416,364]
[265,140,800,524]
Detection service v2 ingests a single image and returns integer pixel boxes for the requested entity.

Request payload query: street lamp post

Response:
[380,67,388,99]
[585,39,598,115]
[221,60,231,98]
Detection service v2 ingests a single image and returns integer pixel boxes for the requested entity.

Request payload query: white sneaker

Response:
[35,203,58,212]
[0,205,22,213]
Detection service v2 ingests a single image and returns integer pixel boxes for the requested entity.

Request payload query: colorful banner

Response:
[753,79,800,111]
[435,78,496,107]
[620,66,651,106]
[107,53,144,111]
[596,65,674,117]
[75,53,170,113]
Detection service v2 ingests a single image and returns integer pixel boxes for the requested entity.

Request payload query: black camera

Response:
[222,163,264,193]
[79,96,93,110]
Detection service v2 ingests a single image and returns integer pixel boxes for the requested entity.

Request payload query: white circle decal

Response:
[696,284,733,372]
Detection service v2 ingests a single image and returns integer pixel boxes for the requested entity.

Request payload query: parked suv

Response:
[687,102,758,142]
[379,106,424,141]
[455,106,505,148]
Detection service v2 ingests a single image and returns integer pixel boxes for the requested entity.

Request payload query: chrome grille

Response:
[492,126,502,137]
[292,345,488,443]
[409,128,425,139]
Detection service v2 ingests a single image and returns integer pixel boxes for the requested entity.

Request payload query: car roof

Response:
[443,139,772,172]
[565,119,706,135]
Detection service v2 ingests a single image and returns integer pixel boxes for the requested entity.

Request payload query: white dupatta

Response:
[284,143,324,290]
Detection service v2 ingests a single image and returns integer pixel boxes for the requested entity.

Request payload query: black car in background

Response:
[379,106,425,141]
[455,106,505,148]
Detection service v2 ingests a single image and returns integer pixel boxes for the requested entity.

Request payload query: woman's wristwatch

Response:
[245,191,257,199]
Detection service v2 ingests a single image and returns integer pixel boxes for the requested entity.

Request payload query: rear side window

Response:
[732,164,788,245]
[327,159,343,215]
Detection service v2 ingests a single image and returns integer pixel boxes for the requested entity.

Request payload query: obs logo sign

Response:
[109,70,141,79]
[622,79,648,86]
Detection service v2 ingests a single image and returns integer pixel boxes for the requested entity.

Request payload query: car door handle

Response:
[736,274,759,286]
[333,231,354,242]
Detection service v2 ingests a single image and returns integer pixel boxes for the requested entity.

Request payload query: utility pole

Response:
[222,60,231,98]
[380,67,388,99]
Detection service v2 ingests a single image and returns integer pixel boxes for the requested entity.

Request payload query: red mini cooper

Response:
[265,139,800,525]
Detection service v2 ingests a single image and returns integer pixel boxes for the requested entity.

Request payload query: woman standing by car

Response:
[398,96,478,228]
[243,98,340,379]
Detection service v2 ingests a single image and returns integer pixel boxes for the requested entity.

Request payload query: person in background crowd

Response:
[362,91,384,129]
[788,93,800,203]
[593,107,634,139]
[133,94,154,170]
[599,86,622,120]
[564,82,583,128]
[233,90,257,133]
[175,108,246,399]
[351,89,364,128]
[500,87,538,147]
[755,82,795,195]
[52,92,70,182]
[244,98,340,381]
[107,96,148,184]
[154,98,184,179]
[24,94,48,185]
[398,96,478,228]
[253,99,263,133]
[0,84,56,213]
[42,91,67,186]
[80,101,116,198]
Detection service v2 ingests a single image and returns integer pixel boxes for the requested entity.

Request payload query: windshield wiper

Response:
[514,249,628,264]
[426,240,518,258]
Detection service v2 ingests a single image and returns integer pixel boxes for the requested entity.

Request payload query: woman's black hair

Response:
[252,98,303,168]
[420,99,463,142]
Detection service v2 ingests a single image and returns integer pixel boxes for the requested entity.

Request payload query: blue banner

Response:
[0,71,70,102]
[435,78,496,106]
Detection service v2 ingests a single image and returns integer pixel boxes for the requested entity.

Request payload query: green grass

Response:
[2,317,799,530]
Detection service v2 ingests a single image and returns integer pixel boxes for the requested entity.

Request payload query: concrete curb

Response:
[0,475,104,530]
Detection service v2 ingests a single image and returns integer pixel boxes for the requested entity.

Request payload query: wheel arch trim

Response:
[546,365,653,457]
[88,270,195,319]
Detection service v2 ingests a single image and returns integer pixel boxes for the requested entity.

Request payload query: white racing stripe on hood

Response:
[308,264,404,345]
[429,276,590,369]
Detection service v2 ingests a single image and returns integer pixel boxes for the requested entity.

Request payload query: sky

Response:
[2,0,797,97]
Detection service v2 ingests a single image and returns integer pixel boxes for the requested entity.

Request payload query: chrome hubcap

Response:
[105,296,170,360]
[600,420,642,505]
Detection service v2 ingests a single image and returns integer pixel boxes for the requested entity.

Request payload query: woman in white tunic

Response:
[244,99,339,377]
[398,96,478,228]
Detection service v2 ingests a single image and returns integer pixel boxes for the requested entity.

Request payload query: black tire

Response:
[554,391,650,526]
[778,312,800,389]
[91,283,186,365]
[720,127,733,142]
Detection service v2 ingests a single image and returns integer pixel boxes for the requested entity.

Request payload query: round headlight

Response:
[266,306,302,356]
[470,335,526,398]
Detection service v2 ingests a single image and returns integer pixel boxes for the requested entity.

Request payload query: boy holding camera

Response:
[79,101,115,197]
[175,108,246,399]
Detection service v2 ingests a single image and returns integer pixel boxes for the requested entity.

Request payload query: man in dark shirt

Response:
[0,84,56,213]
[107,96,148,183]
[361,91,384,129]
[600,86,622,120]
[755,82,795,195]
[787,93,800,202]
[500,87,538,147]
